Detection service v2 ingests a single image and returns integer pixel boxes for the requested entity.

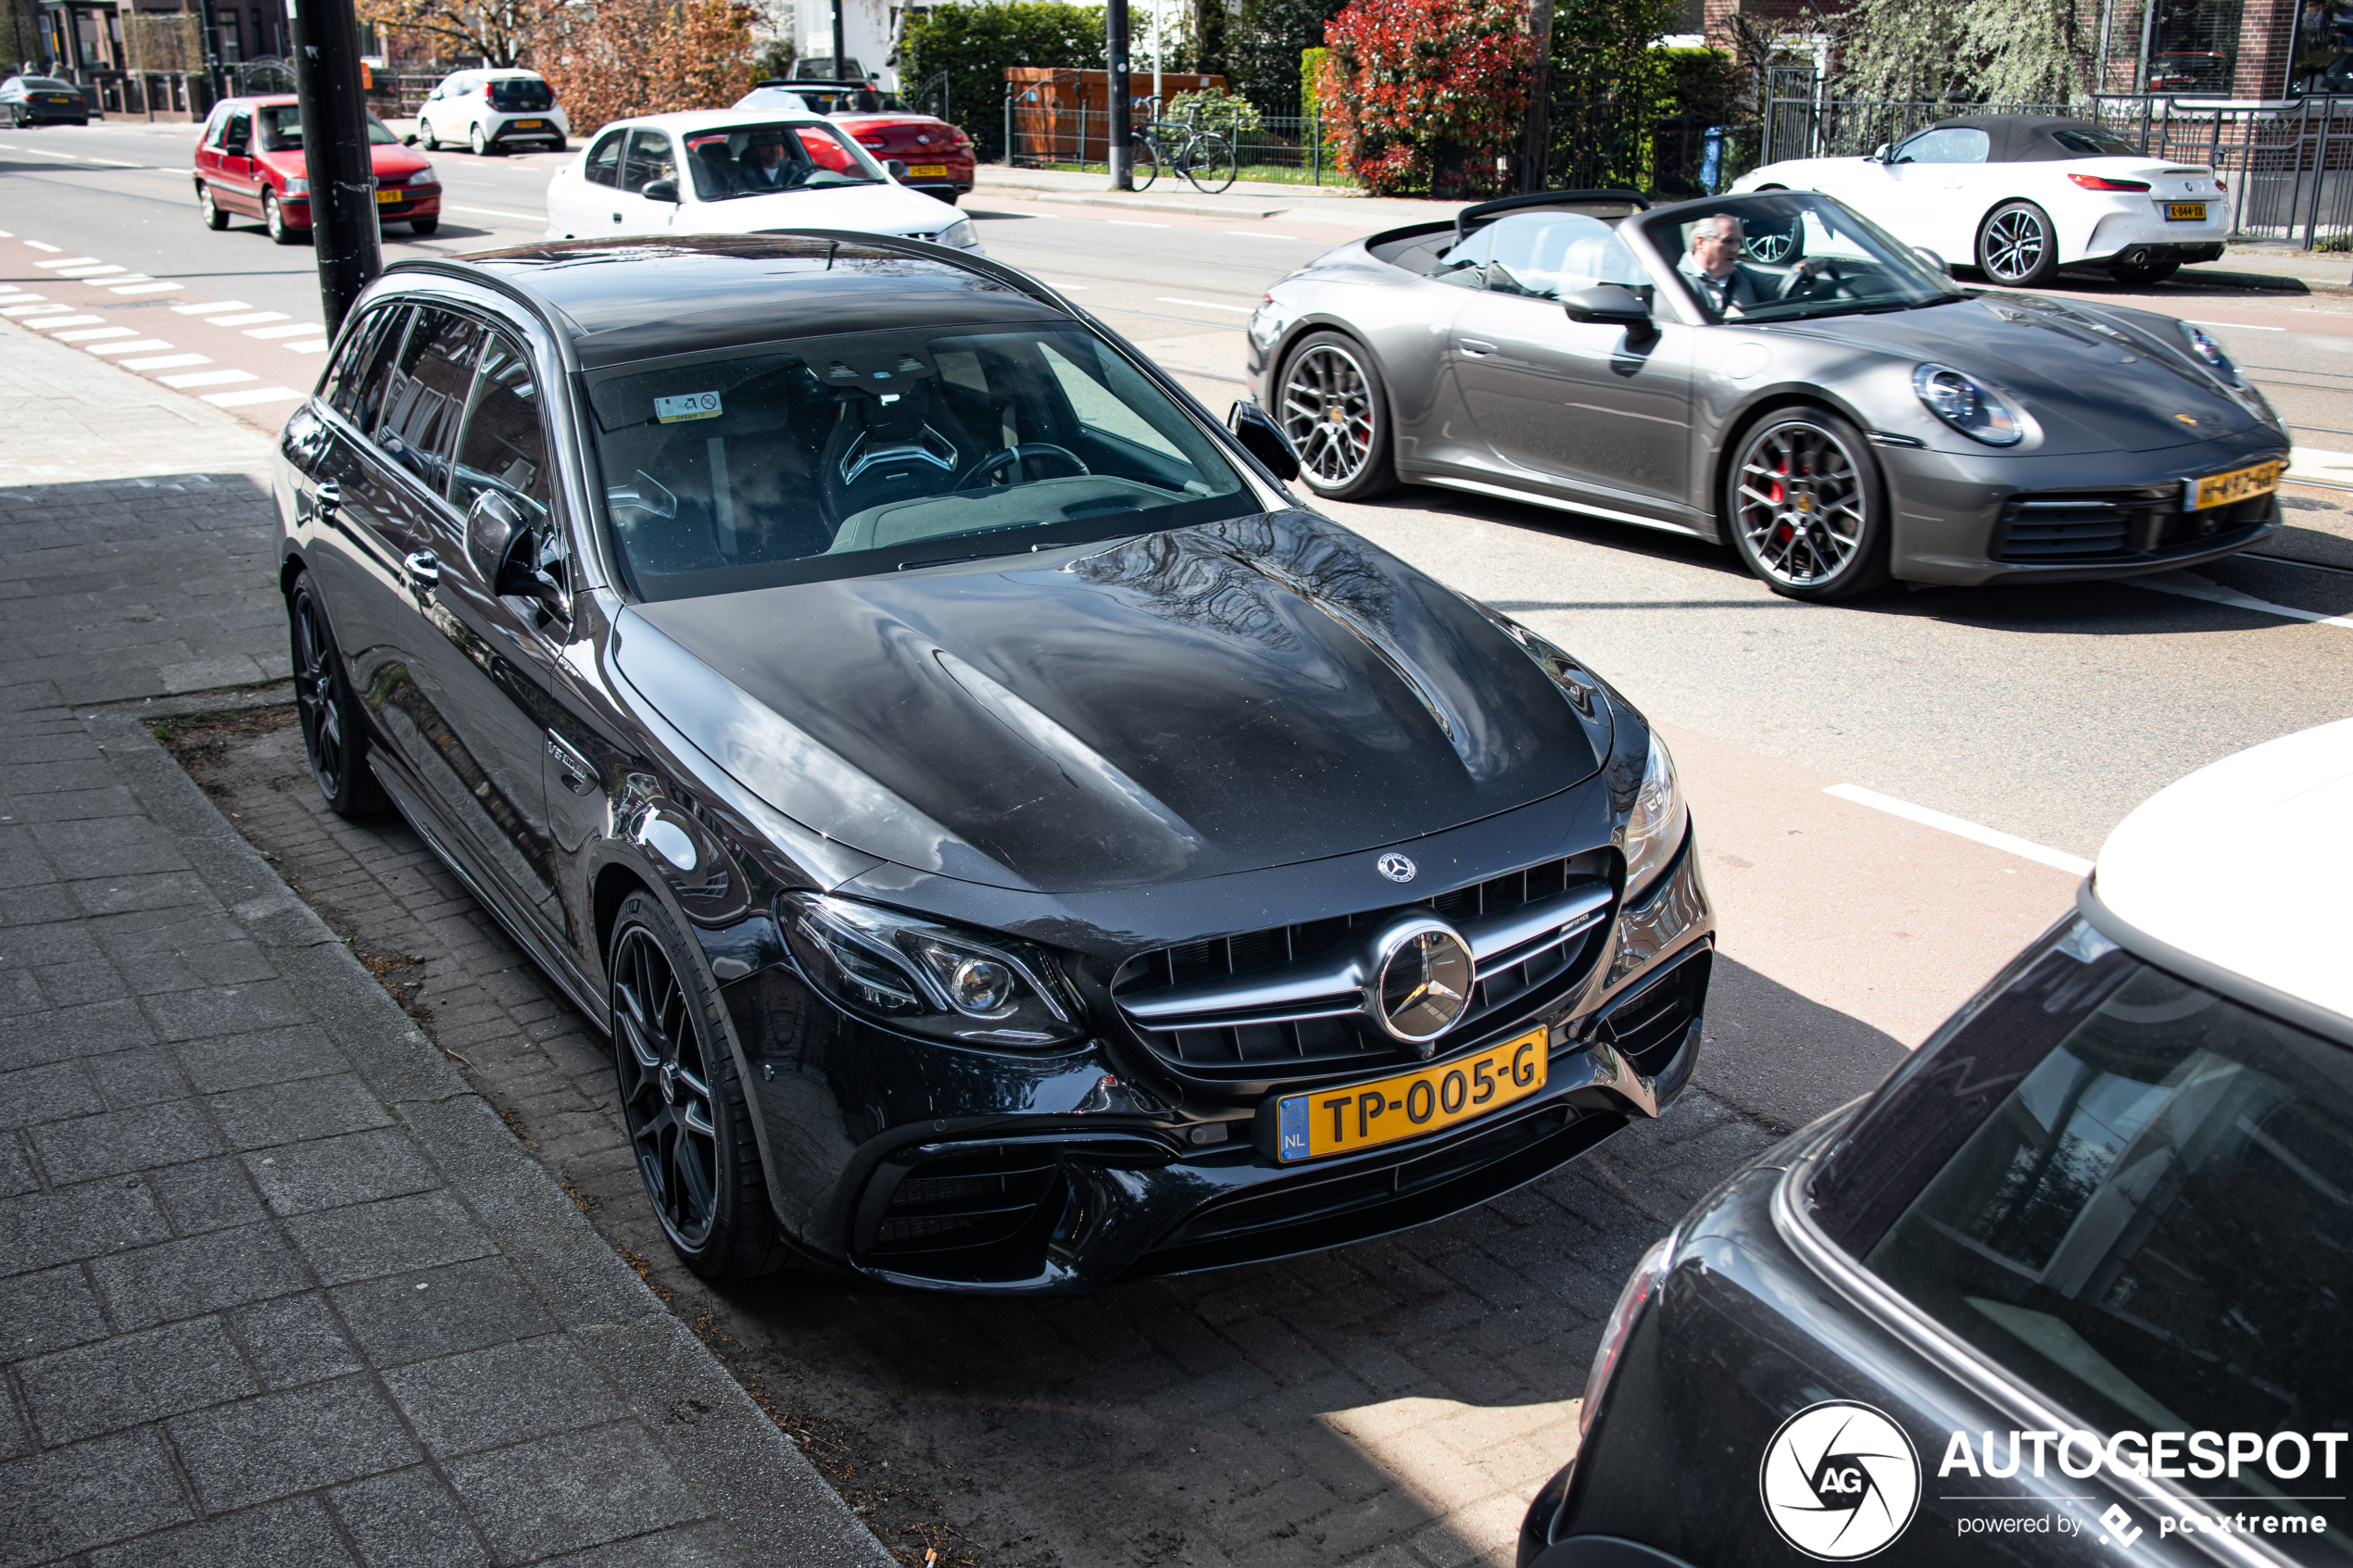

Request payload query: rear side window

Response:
[623,130,674,193]
[375,308,482,492]
[585,131,623,188]
[321,305,397,420]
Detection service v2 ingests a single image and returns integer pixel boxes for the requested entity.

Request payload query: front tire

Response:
[1977,200,2059,287]
[264,190,301,245]
[1278,332,1396,500]
[408,216,439,235]
[609,893,786,1282]
[197,182,228,230]
[417,117,438,150]
[288,573,389,819]
[1725,407,1890,602]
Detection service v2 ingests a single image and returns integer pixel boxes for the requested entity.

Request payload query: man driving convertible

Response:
[1676,213,1831,320]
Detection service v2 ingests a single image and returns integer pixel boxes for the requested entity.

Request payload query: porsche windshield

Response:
[1640,194,1962,323]
[589,325,1254,600]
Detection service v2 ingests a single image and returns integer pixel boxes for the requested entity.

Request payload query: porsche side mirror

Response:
[1227,399,1301,482]
[1914,246,1951,275]
[1562,284,1654,330]
[887,157,909,180]
[641,178,679,203]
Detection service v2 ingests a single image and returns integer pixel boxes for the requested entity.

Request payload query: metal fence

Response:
[1760,76,2353,248]
[1541,101,1758,197]
[1005,91,1344,184]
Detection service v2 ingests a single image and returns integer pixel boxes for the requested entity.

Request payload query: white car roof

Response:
[2093,715,2353,1025]
[609,107,826,134]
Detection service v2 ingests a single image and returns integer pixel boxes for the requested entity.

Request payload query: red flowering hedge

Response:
[1315,0,1535,197]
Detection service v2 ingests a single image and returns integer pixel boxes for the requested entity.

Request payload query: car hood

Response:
[681,182,962,236]
[1770,294,2262,452]
[262,145,433,180]
[611,509,1607,894]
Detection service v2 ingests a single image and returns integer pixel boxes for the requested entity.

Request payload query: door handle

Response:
[403,549,441,589]
[610,212,623,222]
[315,481,342,516]
[1458,339,1497,357]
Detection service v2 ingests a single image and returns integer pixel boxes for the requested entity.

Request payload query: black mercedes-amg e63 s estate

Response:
[271,232,1715,1292]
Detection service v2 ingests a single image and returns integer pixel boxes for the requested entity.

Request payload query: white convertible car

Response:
[1733,114,2228,288]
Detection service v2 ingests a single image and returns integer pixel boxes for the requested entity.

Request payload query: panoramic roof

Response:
[435,236,1070,369]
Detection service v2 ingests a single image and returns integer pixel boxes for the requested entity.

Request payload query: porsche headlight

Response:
[933,218,980,251]
[1622,729,1686,897]
[2178,320,2243,385]
[780,893,1083,1047]
[1912,363,2023,445]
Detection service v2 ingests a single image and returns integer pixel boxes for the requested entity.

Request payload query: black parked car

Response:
[1520,719,2353,1564]
[273,232,1714,1292]
[0,74,90,126]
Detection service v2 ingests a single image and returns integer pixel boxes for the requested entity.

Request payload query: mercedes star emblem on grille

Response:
[1365,917,1475,1050]
[1377,852,1417,883]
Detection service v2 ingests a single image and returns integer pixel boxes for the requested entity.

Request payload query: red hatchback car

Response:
[193,94,443,244]
[733,81,975,203]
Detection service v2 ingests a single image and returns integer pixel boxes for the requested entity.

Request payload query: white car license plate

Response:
[2166,202,2208,222]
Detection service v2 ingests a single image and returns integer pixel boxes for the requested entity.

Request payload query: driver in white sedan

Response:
[1677,214,1828,319]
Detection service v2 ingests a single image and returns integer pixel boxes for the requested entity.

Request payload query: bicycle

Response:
[1129,113,1238,194]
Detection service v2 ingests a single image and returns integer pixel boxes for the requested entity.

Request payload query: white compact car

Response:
[417,69,570,156]
[544,109,982,252]
[1733,113,2228,288]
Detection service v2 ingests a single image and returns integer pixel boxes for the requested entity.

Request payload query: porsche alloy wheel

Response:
[1728,409,1889,601]
[609,895,786,1280]
[1978,201,2058,287]
[1280,334,1394,499]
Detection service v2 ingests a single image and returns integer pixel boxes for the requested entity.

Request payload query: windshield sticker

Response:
[655,391,723,424]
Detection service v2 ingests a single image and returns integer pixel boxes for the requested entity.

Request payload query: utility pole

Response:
[831,0,844,79]
[1519,0,1554,194]
[288,0,380,337]
[1106,0,1131,189]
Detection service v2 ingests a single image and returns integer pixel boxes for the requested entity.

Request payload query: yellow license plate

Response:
[907,164,950,178]
[2190,458,2284,509]
[374,189,401,204]
[514,119,544,128]
[2166,202,2208,221]
[1271,1027,1548,1163]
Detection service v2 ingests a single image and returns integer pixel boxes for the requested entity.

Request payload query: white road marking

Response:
[2,145,137,166]
[2,304,70,316]
[0,289,41,300]
[2134,569,2353,630]
[2288,445,2353,485]
[1823,784,2095,877]
[53,326,137,342]
[56,265,128,278]
[245,322,326,339]
[28,315,105,330]
[109,281,183,295]
[24,241,63,252]
[448,205,547,221]
[121,352,211,370]
[1155,296,1256,313]
[205,311,289,327]
[283,341,330,353]
[202,385,305,408]
[158,369,257,389]
[0,230,11,237]
[1226,230,1302,240]
[170,299,253,315]
[86,339,176,356]
[33,257,103,269]
[1109,220,1171,228]
[2186,319,2284,330]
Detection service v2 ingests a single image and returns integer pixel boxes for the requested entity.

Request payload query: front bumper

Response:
[487,118,566,147]
[718,826,1715,1295]
[281,192,444,228]
[1874,425,2287,586]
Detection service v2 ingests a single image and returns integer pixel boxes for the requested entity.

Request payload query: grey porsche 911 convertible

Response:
[1245,188,2289,601]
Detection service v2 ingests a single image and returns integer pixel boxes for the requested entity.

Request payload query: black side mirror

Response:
[887,158,909,180]
[467,490,565,621]
[1228,399,1301,482]
[402,132,420,146]
[1562,284,1655,339]
[641,177,679,203]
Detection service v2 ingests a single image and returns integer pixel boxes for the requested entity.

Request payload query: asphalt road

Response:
[10,119,2353,1565]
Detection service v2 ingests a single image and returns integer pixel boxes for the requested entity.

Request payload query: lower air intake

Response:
[865,1147,1065,1281]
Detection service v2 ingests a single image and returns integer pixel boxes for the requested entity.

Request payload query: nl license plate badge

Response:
[374,189,401,204]
[514,119,545,128]
[2191,458,2284,509]
[1269,1027,1548,1164]
[2166,201,2208,221]
[908,163,950,177]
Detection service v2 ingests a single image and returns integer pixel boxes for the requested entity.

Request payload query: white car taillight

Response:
[1579,1229,1677,1438]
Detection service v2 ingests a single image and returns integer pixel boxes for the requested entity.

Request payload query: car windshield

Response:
[682,120,885,198]
[486,77,553,110]
[257,106,399,149]
[587,323,1255,601]
[1638,193,1962,324]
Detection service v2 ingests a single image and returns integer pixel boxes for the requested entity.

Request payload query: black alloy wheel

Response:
[288,573,389,818]
[198,182,228,230]
[1279,332,1395,500]
[2108,258,2180,286]
[1725,407,1891,601]
[1977,200,2059,287]
[609,893,786,1280]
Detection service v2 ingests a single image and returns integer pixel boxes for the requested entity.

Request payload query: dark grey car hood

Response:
[611,510,1606,894]
[1775,293,2263,453]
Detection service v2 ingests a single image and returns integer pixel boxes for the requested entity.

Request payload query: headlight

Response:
[934,218,980,251]
[1912,363,2022,445]
[2178,320,2243,385]
[408,170,439,188]
[780,893,1084,1047]
[1622,729,1686,897]
[283,177,308,196]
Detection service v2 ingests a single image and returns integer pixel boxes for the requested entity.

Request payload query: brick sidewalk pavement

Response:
[0,320,888,1567]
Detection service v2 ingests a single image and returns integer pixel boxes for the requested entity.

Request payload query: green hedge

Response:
[903,2,1107,162]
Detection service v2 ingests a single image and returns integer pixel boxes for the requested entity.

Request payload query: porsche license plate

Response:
[374,189,401,204]
[1268,1027,1548,1163]
[908,163,950,178]
[2190,458,2284,509]
[513,119,544,128]
[2166,201,2208,221]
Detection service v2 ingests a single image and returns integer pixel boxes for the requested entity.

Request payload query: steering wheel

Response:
[958,443,1088,490]
[1780,260,1841,300]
